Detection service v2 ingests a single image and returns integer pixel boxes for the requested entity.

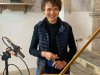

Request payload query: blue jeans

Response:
[36,68,40,75]
[36,67,50,75]
[36,60,70,75]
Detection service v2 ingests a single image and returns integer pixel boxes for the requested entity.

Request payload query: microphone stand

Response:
[1,51,11,75]
[1,37,25,75]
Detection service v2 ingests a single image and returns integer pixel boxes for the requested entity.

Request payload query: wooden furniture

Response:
[0,3,34,13]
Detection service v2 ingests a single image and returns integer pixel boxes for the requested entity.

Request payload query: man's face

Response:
[44,2,60,24]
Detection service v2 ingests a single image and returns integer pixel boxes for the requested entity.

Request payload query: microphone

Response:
[6,37,25,58]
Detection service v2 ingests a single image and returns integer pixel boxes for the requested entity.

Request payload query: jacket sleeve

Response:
[29,24,41,57]
[67,26,77,62]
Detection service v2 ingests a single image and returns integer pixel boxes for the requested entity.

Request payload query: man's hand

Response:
[41,51,59,60]
[52,60,67,70]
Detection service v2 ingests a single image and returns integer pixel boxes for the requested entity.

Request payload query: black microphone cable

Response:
[3,64,23,75]
[2,37,23,75]
[17,55,30,75]
[2,37,9,48]
[2,55,30,75]
[1,36,30,75]
[2,37,25,58]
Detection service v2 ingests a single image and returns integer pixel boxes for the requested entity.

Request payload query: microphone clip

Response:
[2,51,11,61]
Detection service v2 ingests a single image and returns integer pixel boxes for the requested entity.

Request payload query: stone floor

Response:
[0,62,98,75]
[77,51,100,75]
[80,51,100,67]
[71,62,98,75]
[0,68,36,75]
[0,51,99,75]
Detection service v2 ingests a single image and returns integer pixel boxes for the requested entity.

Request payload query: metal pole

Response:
[5,59,9,75]
[2,52,11,75]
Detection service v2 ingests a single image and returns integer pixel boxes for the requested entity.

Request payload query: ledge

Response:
[0,3,34,13]
[89,12,100,16]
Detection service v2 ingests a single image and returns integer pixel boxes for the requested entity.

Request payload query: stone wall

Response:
[92,0,100,54]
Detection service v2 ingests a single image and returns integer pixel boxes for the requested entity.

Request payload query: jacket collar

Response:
[40,17,66,32]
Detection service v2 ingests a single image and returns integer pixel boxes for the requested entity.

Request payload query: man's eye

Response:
[54,8,59,11]
[54,7,59,10]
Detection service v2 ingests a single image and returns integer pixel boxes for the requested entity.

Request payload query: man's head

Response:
[41,0,62,24]
[41,0,62,11]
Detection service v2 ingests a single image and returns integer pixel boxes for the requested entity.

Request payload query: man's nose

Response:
[50,10,55,14]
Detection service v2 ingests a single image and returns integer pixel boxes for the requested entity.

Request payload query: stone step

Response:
[75,51,100,75]
[71,62,98,75]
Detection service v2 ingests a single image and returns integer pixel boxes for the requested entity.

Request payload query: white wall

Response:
[63,0,93,51]
[64,12,93,50]
[0,9,64,73]
[0,10,44,73]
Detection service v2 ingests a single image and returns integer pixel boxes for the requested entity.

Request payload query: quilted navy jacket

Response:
[29,17,77,70]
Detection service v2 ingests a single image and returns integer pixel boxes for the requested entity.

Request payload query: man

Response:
[29,0,77,75]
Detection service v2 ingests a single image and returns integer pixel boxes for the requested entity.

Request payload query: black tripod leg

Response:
[5,60,9,75]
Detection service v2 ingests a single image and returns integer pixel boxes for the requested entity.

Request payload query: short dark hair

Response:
[41,0,62,11]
